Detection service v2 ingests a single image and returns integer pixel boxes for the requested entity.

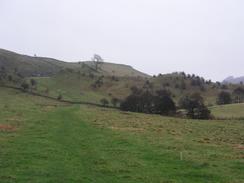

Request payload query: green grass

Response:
[84,61,150,78]
[34,72,146,104]
[34,75,111,104]
[0,88,244,182]
[32,70,237,108]
[211,103,244,119]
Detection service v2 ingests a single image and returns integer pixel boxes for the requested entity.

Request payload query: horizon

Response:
[1,47,242,82]
[1,0,244,81]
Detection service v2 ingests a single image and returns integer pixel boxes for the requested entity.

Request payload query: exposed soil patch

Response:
[109,126,144,132]
[234,144,244,151]
[0,124,16,132]
[42,106,57,112]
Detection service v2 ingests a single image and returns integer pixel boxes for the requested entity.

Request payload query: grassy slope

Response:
[34,71,230,106]
[211,103,244,119]
[84,61,150,78]
[34,72,146,104]
[0,49,149,78]
[0,49,80,77]
[150,74,229,106]
[0,88,243,183]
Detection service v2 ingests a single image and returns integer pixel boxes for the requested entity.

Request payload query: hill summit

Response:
[223,76,244,84]
[0,48,150,78]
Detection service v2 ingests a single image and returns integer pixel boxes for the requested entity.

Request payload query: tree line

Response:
[217,87,244,105]
[119,86,211,119]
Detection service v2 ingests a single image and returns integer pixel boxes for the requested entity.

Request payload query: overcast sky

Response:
[1,0,244,81]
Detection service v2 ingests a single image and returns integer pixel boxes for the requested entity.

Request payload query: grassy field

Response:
[211,103,244,119]
[0,88,244,183]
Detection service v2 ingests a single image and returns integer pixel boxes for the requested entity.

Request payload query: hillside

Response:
[84,61,150,78]
[0,49,149,78]
[0,49,78,77]
[30,70,242,107]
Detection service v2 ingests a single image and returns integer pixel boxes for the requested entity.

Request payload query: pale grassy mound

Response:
[211,103,244,119]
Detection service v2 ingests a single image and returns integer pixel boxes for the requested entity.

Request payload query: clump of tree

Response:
[153,90,176,115]
[179,93,211,119]
[92,76,104,88]
[30,79,37,90]
[120,87,176,115]
[217,91,232,105]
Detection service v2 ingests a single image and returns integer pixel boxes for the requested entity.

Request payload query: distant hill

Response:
[0,48,149,78]
[223,76,244,84]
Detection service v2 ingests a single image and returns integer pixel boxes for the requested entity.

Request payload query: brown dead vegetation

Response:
[0,124,16,132]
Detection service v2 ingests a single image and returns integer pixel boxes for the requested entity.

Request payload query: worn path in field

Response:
[0,105,240,183]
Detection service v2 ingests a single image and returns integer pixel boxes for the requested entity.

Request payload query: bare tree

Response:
[91,54,103,71]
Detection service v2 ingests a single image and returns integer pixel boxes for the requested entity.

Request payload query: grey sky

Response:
[1,0,244,81]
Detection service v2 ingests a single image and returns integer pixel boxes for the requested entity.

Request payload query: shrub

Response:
[154,90,176,115]
[111,98,120,107]
[100,98,109,107]
[8,75,13,82]
[30,79,37,87]
[21,82,29,91]
[179,93,211,119]
[57,94,63,100]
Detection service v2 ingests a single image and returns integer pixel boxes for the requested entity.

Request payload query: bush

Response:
[100,98,109,107]
[179,93,211,119]
[30,79,37,87]
[57,94,63,100]
[154,94,176,115]
[21,82,29,91]
[8,75,13,82]
[111,98,120,107]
